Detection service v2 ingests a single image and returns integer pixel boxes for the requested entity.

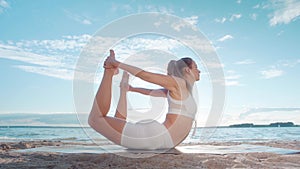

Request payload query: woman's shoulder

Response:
[168,77,189,99]
[170,76,186,85]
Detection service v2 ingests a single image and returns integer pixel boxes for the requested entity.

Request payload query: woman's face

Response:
[190,61,201,81]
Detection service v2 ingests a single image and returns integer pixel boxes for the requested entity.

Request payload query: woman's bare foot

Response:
[120,71,129,92]
[103,49,119,75]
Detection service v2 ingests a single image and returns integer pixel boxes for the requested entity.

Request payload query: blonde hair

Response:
[167,57,194,92]
[167,57,193,78]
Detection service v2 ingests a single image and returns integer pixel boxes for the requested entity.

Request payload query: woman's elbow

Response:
[136,70,148,79]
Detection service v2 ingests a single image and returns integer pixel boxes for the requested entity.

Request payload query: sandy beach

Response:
[0,140,299,169]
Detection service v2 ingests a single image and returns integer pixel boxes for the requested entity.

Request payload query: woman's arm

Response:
[129,86,167,97]
[105,53,179,91]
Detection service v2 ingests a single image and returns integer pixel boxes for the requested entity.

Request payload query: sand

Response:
[0,140,300,169]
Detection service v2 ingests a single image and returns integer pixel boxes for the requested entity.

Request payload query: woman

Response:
[88,49,200,149]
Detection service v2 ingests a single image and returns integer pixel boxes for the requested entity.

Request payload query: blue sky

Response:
[1,0,300,126]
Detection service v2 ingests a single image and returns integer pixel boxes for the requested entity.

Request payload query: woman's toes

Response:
[109,49,115,58]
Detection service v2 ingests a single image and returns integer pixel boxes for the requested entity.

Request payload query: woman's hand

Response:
[128,85,133,91]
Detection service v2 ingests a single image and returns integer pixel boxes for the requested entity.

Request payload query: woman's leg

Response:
[88,50,126,145]
[114,72,129,120]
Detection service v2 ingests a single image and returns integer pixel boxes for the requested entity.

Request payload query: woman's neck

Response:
[183,78,194,94]
[184,76,195,86]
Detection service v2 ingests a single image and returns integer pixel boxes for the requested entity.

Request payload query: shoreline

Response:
[1,125,300,128]
[1,140,300,169]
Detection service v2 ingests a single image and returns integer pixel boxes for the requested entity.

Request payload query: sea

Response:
[1,126,299,144]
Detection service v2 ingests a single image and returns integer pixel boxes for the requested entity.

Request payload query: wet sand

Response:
[1,140,300,169]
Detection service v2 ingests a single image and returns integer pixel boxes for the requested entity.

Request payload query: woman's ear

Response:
[184,67,190,73]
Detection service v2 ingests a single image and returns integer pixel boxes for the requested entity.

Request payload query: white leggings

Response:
[121,120,174,150]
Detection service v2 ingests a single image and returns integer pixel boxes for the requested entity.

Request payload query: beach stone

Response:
[17,142,31,149]
[0,143,11,150]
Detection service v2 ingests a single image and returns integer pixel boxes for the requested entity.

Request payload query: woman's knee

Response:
[88,112,104,129]
[88,115,96,129]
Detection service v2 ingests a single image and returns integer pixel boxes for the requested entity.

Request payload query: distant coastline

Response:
[229,122,299,128]
[0,122,299,128]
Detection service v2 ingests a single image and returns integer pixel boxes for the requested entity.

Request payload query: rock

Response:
[0,143,11,150]
[17,142,31,149]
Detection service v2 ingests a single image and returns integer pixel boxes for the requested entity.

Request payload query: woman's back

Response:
[167,90,197,119]
[163,79,197,146]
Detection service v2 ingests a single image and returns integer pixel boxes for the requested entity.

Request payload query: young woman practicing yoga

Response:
[88,49,200,149]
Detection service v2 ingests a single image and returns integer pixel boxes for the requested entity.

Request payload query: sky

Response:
[0,0,300,127]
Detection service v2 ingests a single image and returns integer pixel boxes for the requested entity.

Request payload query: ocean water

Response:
[186,127,300,143]
[1,126,299,144]
[0,127,104,143]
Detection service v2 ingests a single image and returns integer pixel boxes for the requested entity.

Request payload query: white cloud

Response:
[0,0,9,14]
[206,62,225,69]
[211,69,241,87]
[0,35,92,81]
[82,19,92,25]
[238,107,300,124]
[278,59,300,67]
[225,70,242,86]
[260,68,283,79]
[111,3,174,14]
[157,6,174,14]
[171,16,199,32]
[269,0,300,26]
[253,4,260,9]
[141,5,174,14]
[0,0,9,8]
[111,3,134,13]
[229,14,242,22]
[181,35,216,54]
[15,35,91,52]
[215,17,227,23]
[111,37,182,60]
[0,44,62,67]
[243,111,300,124]
[277,30,284,36]
[171,21,187,32]
[122,4,133,13]
[215,14,241,24]
[0,35,185,82]
[0,34,91,68]
[16,65,74,80]
[221,107,300,126]
[64,9,93,25]
[250,13,258,20]
[1,34,217,83]
[225,81,240,86]
[237,0,242,4]
[226,75,241,80]
[217,35,234,42]
[234,59,255,65]
[184,15,198,26]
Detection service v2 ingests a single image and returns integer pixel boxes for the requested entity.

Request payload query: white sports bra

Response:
[166,91,197,119]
